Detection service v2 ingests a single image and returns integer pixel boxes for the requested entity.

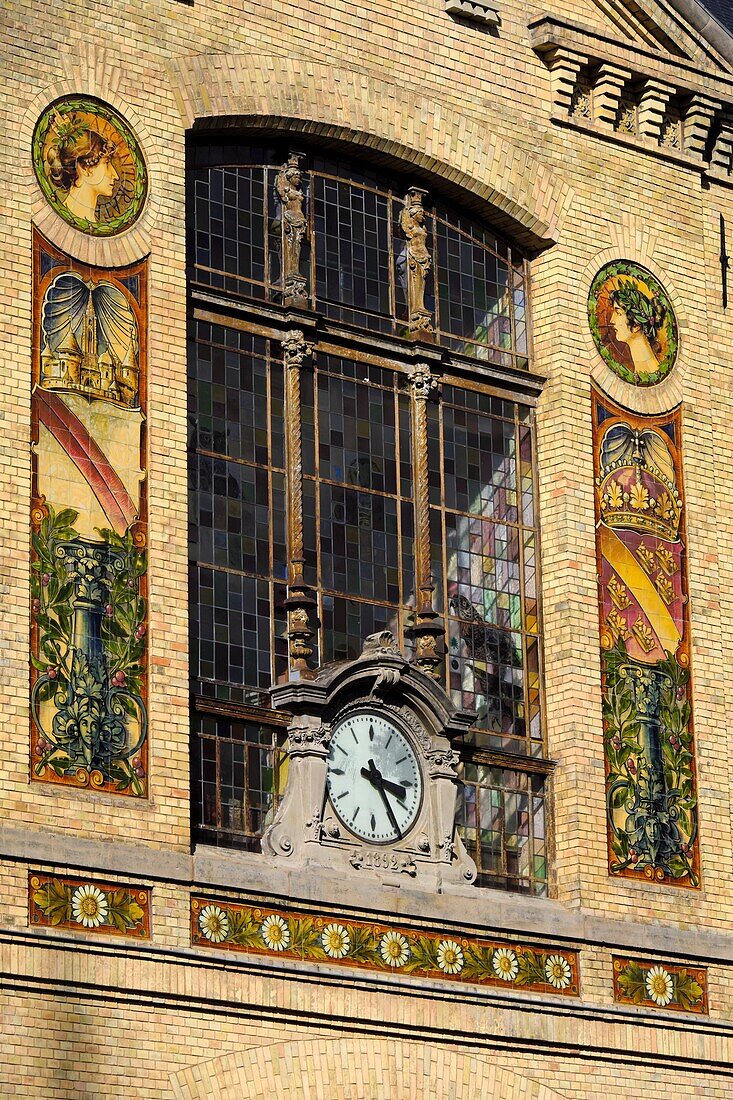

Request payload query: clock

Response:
[326,711,423,843]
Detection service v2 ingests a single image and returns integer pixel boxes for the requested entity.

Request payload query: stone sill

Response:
[5,824,733,967]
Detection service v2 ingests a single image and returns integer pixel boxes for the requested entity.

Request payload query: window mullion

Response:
[281,329,318,676]
[406,363,444,678]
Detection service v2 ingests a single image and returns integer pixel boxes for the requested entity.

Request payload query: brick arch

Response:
[171,1036,571,1100]
[166,52,572,254]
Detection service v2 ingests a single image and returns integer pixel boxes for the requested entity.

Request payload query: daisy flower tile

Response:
[190,896,579,996]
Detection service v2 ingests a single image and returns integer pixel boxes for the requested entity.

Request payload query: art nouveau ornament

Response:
[588,260,678,386]
[262,631,477,891]
[33,96,148,236]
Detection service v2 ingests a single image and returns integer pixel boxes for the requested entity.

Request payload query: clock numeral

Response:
[395,756,407,765]
[370,813,376,831]
[330,768,345,776]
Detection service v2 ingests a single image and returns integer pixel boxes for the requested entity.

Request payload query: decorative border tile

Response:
[190,896,579,996]
[613,955,707,1014]
[29,873,151,939]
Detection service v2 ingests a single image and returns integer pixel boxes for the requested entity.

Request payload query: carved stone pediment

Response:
[261,632,477,892]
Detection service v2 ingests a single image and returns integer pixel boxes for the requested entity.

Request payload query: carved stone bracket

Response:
[274,153,309,307]
[282,329,318,676]
[685,95,721,160]
[400,187,435,339]
[637,79,675,142]
[595,64,633,129]
[542,47,587,115]
[444,0,499,27]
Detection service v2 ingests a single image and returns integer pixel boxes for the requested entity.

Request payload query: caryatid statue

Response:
[400,186,434,337]
[274,153,309,306]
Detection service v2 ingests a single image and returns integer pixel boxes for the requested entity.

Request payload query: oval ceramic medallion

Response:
[588,260,678,386]
[32,96,148,237]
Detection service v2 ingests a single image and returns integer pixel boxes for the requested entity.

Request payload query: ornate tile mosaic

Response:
[592,390,699,887]
[29,873,151,938]
[612,955,707,1014]
[190,896,579,995]
[30,230,148,796]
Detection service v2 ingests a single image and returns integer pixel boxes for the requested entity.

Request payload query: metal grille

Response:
[192,708,284,850]
[430,386,543,758]
[189,148,528,369]
[457,761,547,895]
[302,354,415,662]
[188,143,548,894]
[187,321,288,707]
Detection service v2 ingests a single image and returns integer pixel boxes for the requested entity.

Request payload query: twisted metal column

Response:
[282,329,318,676]
[406,363,443,678]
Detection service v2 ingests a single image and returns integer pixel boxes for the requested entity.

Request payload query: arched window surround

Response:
[187,137,552,896]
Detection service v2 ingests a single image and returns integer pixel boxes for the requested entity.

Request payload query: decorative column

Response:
[274,153,309,308]
[282,329,318,677]
[594,63,633,128]
[406,363,443,678]
[684,95,721,160]
[400,187,435,339]
[637,79,674,142]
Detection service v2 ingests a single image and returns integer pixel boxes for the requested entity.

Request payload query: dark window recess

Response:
[189,148,529,370]
[188,144,548,895]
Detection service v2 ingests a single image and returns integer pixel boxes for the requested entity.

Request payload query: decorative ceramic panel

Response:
[588,261,678,386]
[191,896,579,995]
[32,96,147,236]
[613,956,707,1014]
[30,230,148,796]
[29,873,151,938]
[593,390,699,886]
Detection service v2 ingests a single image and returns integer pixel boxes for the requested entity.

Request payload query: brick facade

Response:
[3,0,733,1094]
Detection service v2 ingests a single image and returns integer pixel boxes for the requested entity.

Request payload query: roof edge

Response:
[666,0,733,66]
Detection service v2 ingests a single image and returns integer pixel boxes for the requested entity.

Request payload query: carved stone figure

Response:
[400,187,434,336]
[274,153,308,305]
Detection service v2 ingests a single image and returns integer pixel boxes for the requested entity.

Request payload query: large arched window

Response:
[188,141,550,895]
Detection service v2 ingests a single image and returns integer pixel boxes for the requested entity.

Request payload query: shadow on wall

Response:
[170,1036,571,1099]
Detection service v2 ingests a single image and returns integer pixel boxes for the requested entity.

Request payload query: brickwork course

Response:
[3,0,733,1094]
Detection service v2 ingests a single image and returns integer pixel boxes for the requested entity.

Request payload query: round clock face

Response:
[326,712,423,844]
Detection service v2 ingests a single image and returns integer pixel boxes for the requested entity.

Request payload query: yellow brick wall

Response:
[3,0,733,1092]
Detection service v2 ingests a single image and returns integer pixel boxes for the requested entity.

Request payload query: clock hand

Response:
[380,776,406,801]
[361,759,402,837]
[359,761,406,802]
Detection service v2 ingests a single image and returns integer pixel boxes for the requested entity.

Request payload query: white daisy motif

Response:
[492,947,519,982]
[436,939,464,975]
[198,904,229,944]
[379,931,410,968]
[261,914,290,951]
[645,965,674,1007]
[544,954,573,990]
[71,885,109,929]
[321,923,351,959]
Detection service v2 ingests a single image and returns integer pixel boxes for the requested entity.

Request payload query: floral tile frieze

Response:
[29,873,151,939]
[613,955,707,1014]
[190,896,579,996]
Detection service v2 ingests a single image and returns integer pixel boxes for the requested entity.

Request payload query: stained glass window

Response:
[188,143,548,895]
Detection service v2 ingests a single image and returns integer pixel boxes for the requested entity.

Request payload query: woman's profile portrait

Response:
[588,261,678,387]
[33,97,147,237]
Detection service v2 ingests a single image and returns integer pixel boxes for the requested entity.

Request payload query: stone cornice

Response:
[4,824,733,968]
[530,13,733,187]
[529,13,733,100]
